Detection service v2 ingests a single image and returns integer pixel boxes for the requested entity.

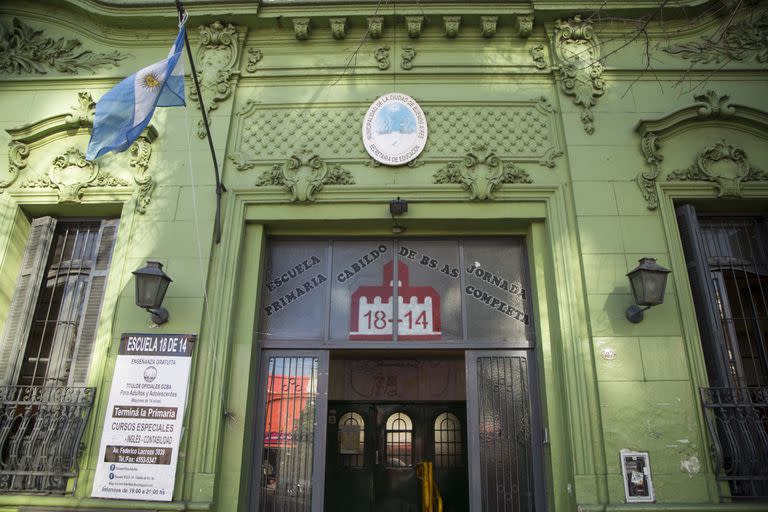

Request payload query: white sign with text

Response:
[92,333,195,501]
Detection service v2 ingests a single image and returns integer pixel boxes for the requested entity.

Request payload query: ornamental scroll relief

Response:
[0,18,127,75]
[190,21,246,138]
[553,16,604,134]
[255,149,354,202]
[635,90,768,209]
[19,147,129,202]
[666,141,767,197]
[2,91,159,213]
[434,144,533,200]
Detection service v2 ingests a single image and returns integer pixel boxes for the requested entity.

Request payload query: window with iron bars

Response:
[0,217,117,493]
[676,205,768,501]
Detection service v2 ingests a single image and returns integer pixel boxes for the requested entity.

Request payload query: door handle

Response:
[375,449,379,465]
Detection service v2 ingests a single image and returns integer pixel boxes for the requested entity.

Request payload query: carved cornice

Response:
[481,16,498,38]
[401,47,416,70]
[190,21,245,138]
[245,48,262,73]
[255,149,354,202]
[367,17,384,39]
[434,144,533,200]
[635,90,768,209]
[330,18,347,40]
[444,16,461,39]
[374,46,390,70]
[667,141,767,197]
[0,18,127,75]
[553,15,604,134]
[405,16,424,39]
[7,91,95,144]
[19,147,129,203]
[664,9,768,65]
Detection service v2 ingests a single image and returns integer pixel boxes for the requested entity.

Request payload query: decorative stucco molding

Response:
[553,15,604,134]
[2,142,29,190]
[255,149,355,202]
[444,16,461,39]
[190,21,245,138]
[401,47,416,70]
[367,17,384,39]
[480,16,498,38]
[374,46,390,70]
[664,9,768,64]
[2,91,159,212]
[530,44,547,70]
[635,90,768,209]
[405,16,424,39]
[129,134,157,213]
[19,147,129,203]
[245,48,262,72]
[434,144,532,200]
[667,141,767,197]
[229,98,561,169]
[330,18,347,40]
[518,16,533,38]
[293,18,311,40]
[0,17,127,75]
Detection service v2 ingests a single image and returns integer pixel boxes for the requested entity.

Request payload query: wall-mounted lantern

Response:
[390,197,408,234]
[625,257,671,323]
[133,260,172,325]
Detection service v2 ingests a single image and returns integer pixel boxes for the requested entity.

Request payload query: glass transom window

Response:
[259,239,534,343]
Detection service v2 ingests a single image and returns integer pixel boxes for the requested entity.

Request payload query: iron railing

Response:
[700,387,768,500]
[0,385,94,493]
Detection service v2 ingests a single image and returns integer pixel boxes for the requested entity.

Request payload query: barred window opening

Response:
[385,412,413,467]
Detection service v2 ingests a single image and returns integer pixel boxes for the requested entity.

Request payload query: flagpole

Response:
[175,0,225,244]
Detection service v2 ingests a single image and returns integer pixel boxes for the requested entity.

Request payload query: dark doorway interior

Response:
[325,401,468,512]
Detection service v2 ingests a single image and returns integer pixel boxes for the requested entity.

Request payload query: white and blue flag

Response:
[86,25,186,161]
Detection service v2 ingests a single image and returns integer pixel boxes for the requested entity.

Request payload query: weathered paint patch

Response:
[680,455,700,477]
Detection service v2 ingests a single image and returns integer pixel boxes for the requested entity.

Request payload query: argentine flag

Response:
[86,25,186,161]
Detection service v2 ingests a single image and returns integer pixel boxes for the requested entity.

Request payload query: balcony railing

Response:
[0,385,95,493]
[700,387,768,500]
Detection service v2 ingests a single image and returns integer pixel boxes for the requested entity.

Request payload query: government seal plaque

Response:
[362,93,428,166]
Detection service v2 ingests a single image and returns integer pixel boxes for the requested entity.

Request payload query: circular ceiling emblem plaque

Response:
[362,93,428,166]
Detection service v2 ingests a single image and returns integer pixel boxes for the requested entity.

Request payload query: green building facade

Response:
[0,1,766,510]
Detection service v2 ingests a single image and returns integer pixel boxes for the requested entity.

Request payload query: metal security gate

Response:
[677,206,768,499]
[466,350,544,512]
[252,351,328,512]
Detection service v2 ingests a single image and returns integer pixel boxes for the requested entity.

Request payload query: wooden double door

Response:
[325,402,468,512]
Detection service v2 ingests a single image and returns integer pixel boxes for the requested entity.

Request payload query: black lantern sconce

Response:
[625,258,671,323]
[390,197,408,234]
[133,260,173,325]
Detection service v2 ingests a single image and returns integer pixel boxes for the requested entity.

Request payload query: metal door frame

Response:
[465,349,546,512]
[250,349,329,512]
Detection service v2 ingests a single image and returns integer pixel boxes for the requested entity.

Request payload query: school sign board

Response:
[92,333,196,501]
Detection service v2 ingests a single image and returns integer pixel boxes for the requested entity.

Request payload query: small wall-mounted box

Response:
[620,450,655,503]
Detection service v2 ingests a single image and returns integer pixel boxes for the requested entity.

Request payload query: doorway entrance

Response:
[325,402,468,511]
[251,239,544,511]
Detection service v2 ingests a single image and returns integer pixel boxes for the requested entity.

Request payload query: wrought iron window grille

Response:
[700,387,768,501]
[0,385,95,493]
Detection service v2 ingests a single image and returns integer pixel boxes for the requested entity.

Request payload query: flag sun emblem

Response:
[141,72,161,90]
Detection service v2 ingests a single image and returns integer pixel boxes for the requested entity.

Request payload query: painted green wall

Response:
[0,1,767,510]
